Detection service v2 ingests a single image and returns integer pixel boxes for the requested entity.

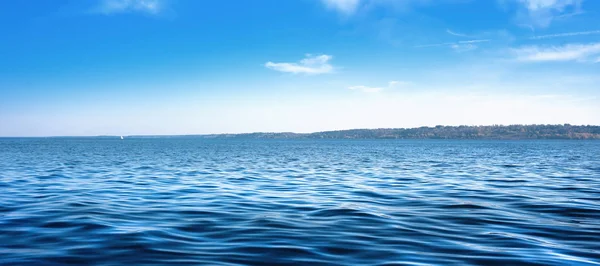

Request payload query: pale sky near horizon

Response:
[1,0,599,136]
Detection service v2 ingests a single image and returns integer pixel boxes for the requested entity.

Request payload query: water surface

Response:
[1,138,599,265]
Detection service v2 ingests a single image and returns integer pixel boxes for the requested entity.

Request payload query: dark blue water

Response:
[1,138,599,265]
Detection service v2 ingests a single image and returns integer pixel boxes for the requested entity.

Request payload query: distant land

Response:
[124,125,600,140]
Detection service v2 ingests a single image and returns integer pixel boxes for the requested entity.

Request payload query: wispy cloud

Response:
[460,39,491,44]
[348,80,410,93]
[529,30,600,39]
[265,54,334,74]
[95,0,163,15]
[415,39,490,50]
[321,0,437,15]
[446,29,470,38]
[513,42,600,62]
[321,0,361,15]
[451,44,478,52]
[514,0,583,28]
[518,0,579,10]
[555,9,585,19]
[419,27,600,56]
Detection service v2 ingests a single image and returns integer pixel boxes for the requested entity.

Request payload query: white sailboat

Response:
[120,136,124,140]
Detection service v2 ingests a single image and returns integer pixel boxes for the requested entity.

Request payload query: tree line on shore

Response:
[201,124,600,139]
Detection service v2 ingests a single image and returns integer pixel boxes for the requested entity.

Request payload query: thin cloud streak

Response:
[348,80,411,93]
[530,30,600,39]
[459,39,491,44]
[417,27,600,53]
[451,44,477,52]
[414,39,490,48]
[265,54,334,74]
[446,29,470,38]
[513,42,600,62]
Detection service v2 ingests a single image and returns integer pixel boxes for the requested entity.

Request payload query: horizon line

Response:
[1,123,598,138]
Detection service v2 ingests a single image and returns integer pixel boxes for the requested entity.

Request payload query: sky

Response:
[1,0,599,136]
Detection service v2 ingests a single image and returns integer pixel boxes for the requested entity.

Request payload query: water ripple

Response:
[1,138,599,265]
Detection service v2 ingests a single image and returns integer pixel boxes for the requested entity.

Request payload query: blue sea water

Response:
[0,138,599,265]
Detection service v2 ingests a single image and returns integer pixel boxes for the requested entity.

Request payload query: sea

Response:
[0,138,599,265]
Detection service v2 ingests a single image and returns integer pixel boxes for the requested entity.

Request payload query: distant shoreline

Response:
[4,125,600,140]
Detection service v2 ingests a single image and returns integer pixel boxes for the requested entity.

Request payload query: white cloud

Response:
[529,30,600,39]
[96,0,163,15]
[514,0,583,28]
[321,0,361,14]
[388,80,411,87]
[415,39,489,52]
[513,42,600,62]
[349,80,411,93]
[416,39,490,48]
[265,54,334,74]
[459,39,490,44]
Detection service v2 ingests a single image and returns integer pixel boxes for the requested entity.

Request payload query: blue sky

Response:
[1,0,599,136]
